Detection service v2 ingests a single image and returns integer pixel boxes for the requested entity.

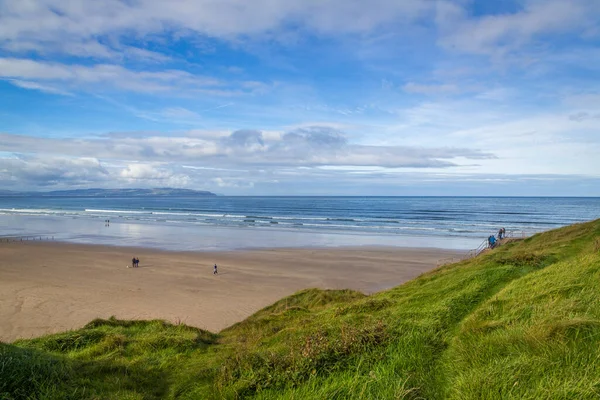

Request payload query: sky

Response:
[0,0,599,195]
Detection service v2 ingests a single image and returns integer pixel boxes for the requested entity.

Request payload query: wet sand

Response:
[0,241,460,342]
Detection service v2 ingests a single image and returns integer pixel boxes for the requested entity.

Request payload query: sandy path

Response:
[0,242,459,342]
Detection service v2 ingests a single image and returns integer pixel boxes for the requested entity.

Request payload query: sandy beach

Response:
[0,241,460,342]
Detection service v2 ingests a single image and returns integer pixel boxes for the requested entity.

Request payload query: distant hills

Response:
[0,188,217,197]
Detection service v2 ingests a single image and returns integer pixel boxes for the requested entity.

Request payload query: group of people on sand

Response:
[129,256,218,274]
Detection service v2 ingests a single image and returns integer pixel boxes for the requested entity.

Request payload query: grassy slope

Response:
[2,220,600,399]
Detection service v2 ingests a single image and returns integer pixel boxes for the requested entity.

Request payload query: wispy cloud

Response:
[8,79,73,96]
[0,0,430,56]
[437,0,599,59]
[0,58,269,96]
[0,58,217,93]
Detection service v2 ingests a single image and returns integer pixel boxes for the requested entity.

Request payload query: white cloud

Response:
[0,0,435,75]
[0,127,494,169]
[376,94,600,178]
[0,156,109,186]
[120,164,172,180]
[0,58,214,92]
[0,155,194,189]
[437,0,600,57]
[0,0,429,46]
[211,177,254,189]
[119,163,191,186]
[0,0,595,75]
[1,0,594,103]
[0,57,269,95]
[2,38,172,62]
[8,79,73,96]
[1,152,598,195]
[0,1,598,195]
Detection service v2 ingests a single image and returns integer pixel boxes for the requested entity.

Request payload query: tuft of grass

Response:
[2,219,600,399]
[0,343,75,399]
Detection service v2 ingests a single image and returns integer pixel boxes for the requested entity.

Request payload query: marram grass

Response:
[2,220,600,399]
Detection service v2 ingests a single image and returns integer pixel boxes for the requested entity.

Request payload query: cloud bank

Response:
[0,126,494,169]
[0,125,502,192]
[0,0,599,195]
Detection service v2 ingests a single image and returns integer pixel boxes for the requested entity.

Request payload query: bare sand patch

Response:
[0,241,460,342]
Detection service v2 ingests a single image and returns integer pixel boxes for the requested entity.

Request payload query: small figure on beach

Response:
[132,257,136,268]
[131,257,139,268]
[213,264,218,275]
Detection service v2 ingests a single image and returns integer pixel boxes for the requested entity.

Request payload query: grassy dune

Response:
[2,220,600,399]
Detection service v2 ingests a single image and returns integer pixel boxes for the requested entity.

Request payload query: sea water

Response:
[0,196,598,251]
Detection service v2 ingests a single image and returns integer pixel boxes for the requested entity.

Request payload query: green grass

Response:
[2,220,600,399]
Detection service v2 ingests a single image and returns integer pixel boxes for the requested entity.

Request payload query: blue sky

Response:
[0,0,599,195]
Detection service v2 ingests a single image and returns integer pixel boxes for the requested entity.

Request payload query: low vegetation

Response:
[2,220,600,399]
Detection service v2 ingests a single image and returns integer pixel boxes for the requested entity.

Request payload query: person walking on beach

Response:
[135,258,140,268]
[213,264,218,275]
[132,257,136,268]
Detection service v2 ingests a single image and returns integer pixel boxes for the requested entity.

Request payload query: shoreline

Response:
[0,214,487,252]
[0,237,469,254]
[0,241,460,342]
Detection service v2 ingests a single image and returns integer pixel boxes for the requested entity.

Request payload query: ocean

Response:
[0,196,599,251]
